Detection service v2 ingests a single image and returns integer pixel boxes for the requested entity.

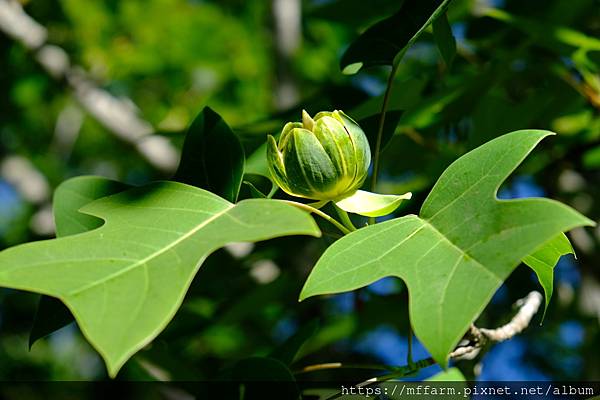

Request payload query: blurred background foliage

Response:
[0,0,599,384]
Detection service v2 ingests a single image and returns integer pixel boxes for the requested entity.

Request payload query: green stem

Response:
[280,200,351,235]
[368,63,400,225]
[334,205,357,232]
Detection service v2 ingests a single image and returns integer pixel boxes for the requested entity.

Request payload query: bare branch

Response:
[450,291,543,360]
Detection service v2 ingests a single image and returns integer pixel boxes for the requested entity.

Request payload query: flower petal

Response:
[334,190,412,217]
[267,135,293,195]
[282,128,338,198]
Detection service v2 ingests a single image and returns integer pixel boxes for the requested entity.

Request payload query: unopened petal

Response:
[283,128,339,199]
[267,135,293,194]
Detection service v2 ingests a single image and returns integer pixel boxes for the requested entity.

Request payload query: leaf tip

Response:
[342,62,363,75]
[103,351,131,379]
[298,287,312,302]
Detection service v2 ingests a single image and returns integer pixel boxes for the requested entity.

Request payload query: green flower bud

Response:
[267,110,371,200]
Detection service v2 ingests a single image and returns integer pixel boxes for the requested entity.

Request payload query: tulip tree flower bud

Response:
[267,110,371,200]
[267,110,411,218]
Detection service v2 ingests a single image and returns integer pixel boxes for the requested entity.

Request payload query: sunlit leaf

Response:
[335,190,412,217]
[300,130,593,366]
[0,182,320,376]
[427,367,465,381]
[523,233,574,319]
[30,176,130,347]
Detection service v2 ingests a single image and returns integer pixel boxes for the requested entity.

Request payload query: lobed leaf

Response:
[0,182,320,377]
[30,176,130,347]
[300,130,594,366]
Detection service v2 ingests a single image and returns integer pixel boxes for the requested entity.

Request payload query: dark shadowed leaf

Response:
[239,173,274,200]
[432,13,456,68]
[174,107,244,202]
[358,110,403,152]
[340,0,453,73]
[310,0,400,27]
[53,176,130,237]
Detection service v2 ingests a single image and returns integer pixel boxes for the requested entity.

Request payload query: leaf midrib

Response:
[310,215,501,296]
[68,204,234,297]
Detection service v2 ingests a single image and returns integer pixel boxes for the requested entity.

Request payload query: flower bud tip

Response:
[302,110,314,131]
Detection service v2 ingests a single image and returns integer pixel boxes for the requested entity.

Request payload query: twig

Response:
[450,291,543,360]
[480,291,543,341]
[301,290,544,399]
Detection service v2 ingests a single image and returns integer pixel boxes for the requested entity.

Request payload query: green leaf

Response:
[523,233,574,320]
[423,367,467,399]
[335,190,412,217]
[54,176,130,237]
[239,173,275,200]
[0,182,320,377]
[174,107,245,202]
[341,0,453,73]
[30,176,130,348]
[427,367,465,381]
[300,130,594,366]
[432,13,456,68]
